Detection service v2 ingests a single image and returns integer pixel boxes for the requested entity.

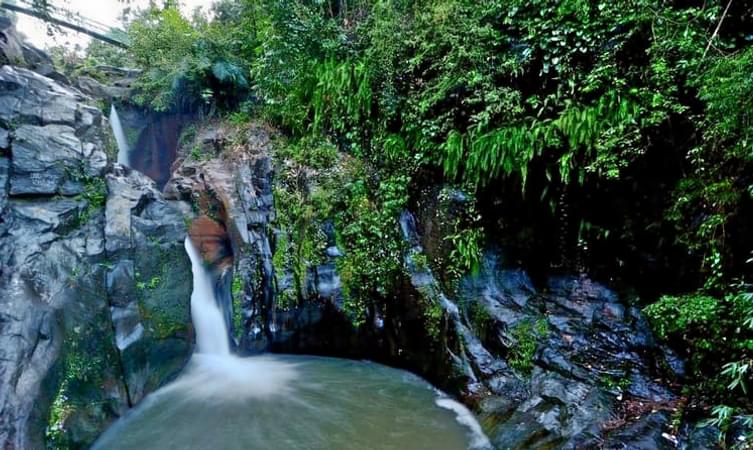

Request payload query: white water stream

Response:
[185,238,230,355]
[110,104,130,167]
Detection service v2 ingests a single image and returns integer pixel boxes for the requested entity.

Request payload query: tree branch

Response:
[703,0,733,61]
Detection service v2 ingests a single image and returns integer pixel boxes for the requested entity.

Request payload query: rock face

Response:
[122,108,192,189]
[165,124,276,348]
[0,65,192,449]
[400,206,700,449]
[0,14,68,84]
[0,66,114,449]
[104,167,193,406]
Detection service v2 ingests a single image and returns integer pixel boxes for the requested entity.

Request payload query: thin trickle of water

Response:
[110,104,130,167]
[185,237,230,355]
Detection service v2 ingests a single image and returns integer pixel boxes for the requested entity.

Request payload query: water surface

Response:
[93,354,488,450]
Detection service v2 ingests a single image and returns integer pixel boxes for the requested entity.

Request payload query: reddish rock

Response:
[189,215,232,269]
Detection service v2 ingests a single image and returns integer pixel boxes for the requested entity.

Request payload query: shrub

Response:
[644,291,753,399]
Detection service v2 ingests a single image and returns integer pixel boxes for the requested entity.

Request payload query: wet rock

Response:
[0,211,129,450]
[9,198,84,234]
[126,111,191,189]
[661,345,686,379]
[0,157,9,212]
[603,411,674,450]
[166,126,278,348]
[0,66,108,195]
[105,168,154,255]
[197,127,228,154]
[73,65,137,101]
[0,60,126,448]
[627,306,657,349]
[107,260,137,307]
[0,66,82,126]
[626,371,675,403]
[678,423,723,450]
[395,212,693,449]
[312,263,342,300]
[76,76,131,100]
[10,124,89,195]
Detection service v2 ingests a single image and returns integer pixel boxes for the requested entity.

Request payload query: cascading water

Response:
[185,238,230,355]
[110,104,130,167]
[93,237,491,450]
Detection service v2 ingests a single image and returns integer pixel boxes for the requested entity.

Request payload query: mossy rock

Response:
[119,241,193,404]
[46,264,128,450]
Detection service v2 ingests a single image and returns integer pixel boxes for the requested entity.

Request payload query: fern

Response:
[211,61,248,87]
[309,59,373,133]
[440,91,641,189]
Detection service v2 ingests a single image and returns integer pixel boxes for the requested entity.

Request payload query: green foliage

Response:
[72,170,107,226]
[334,162,407,324]
[117,0,753,420]
[249,0,740,332]
[644,291,753,399]
[599,374,632,393]
[423,300,444,341]
[130,254,189,340]
[83,39,131,68]
[228,110,252,126]
[703,405,753,447]
[178,124,198,148]
[508,318,548,375]
[665,47,753,283]
[311,60,372,133]
[697,47,753,163]
[45,303,114,449]
[644,294,721,347]
[231,273,244,333]
[272,135,338,309]
[467,301,493,341]
[445,226,483,278]
[190,144,211,162]
[272,129,409,324]
[442,91,641,188]
[127,4,250,111]
[146,276,162,290]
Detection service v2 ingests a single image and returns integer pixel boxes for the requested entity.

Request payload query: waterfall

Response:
[110,104,130,167]
[93,237,490,450]
[184,237,230,355]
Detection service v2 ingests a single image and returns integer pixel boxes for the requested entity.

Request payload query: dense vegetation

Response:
[79,0,753,438]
